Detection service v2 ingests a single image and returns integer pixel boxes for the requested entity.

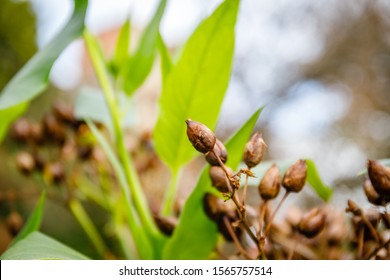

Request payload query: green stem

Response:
[83,30,159,239]
[69,199,107,256]
[161,169,179,216]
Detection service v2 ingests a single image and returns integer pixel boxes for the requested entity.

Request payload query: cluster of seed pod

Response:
[345,160,390,259]
[11,102,97,185]
[186,119,328,259]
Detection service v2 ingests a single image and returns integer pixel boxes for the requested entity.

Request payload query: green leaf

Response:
[122,0,167,95]
[10,191,46,246]
[163,108,262,259]
[1,232,89,260]
[0,0,88,109]
[158,33,173,82]
[74,87,136,129]
[154,0,239,171]
[306,159,333,201]
[0,103,27,143]
[110,19,131,77]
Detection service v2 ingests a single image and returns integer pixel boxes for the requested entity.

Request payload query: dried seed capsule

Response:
[243,132,267,168]
[363,178,384,206]
[205,139,228,166]
[29,122,44,144]
[11,118,30,142]
[298,208,326,238]
[345,199,362,216]
[6,212,23,236]
[367,160,390,196]
[154,216,178,236]
[282,159,307,193]
[16,152,36,175]
[43,162,65,184]
[258,164,281,200]
[203,193,228,221]
[209,166,234,193]
[185,119,216,154]
[42,114,66,144]
[53,102,75,124]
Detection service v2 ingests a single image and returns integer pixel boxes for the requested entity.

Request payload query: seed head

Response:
[16,152,36,175]
[154,216,178,236]
[282,159,307,193]
[243,132,267,168]
[205,139,228,166]
[363,178,385,206]
[203,193,228,222]
[43,162,65,184]
[209,166,234,193]
[258,163,281,200]
[6,212,24,236]
[367,160,390,197]
[11,118,30,142]
[185,119,216,154]
[298,208,326,238]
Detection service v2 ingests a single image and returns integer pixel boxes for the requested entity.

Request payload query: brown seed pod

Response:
[205,139,228,166]
[29,122,44,144]
[243,132,267,168]
[16,152,36,175]
[203,193,228,222]
[42,114,66,144]
[43,162,65,184]
[6,212,24,236]
[53,102,75,124]
[258,163,281,200]
[11,118,30,142]
[154,216,178,236]
[367,160,390,197]
[298,208,326,238]
[209,166,234,193]
[282,159,307,193]
[185,119,216,154]
[363,178,384,206]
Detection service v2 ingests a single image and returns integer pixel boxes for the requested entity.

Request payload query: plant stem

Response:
[69,199,107,257]
[83,30,159,239]
[263,191,289,237]
[365,238,390,260]
[223,216,254,260]
[161,169,179,216]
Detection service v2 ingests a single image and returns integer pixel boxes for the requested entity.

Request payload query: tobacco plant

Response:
[1,0,385,260]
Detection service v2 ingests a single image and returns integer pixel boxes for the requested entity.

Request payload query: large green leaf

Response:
[154,0,239,171]
[0,0,88,109]
[1,232,89,260]
[122,0,167,95]
[163,108,262,259]
[10,192,46,246]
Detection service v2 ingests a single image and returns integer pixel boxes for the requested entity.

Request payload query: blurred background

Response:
[1,0,389,256]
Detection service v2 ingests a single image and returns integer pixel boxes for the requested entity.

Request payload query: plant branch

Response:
[223,216,254,260]
[83,30,160,240]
